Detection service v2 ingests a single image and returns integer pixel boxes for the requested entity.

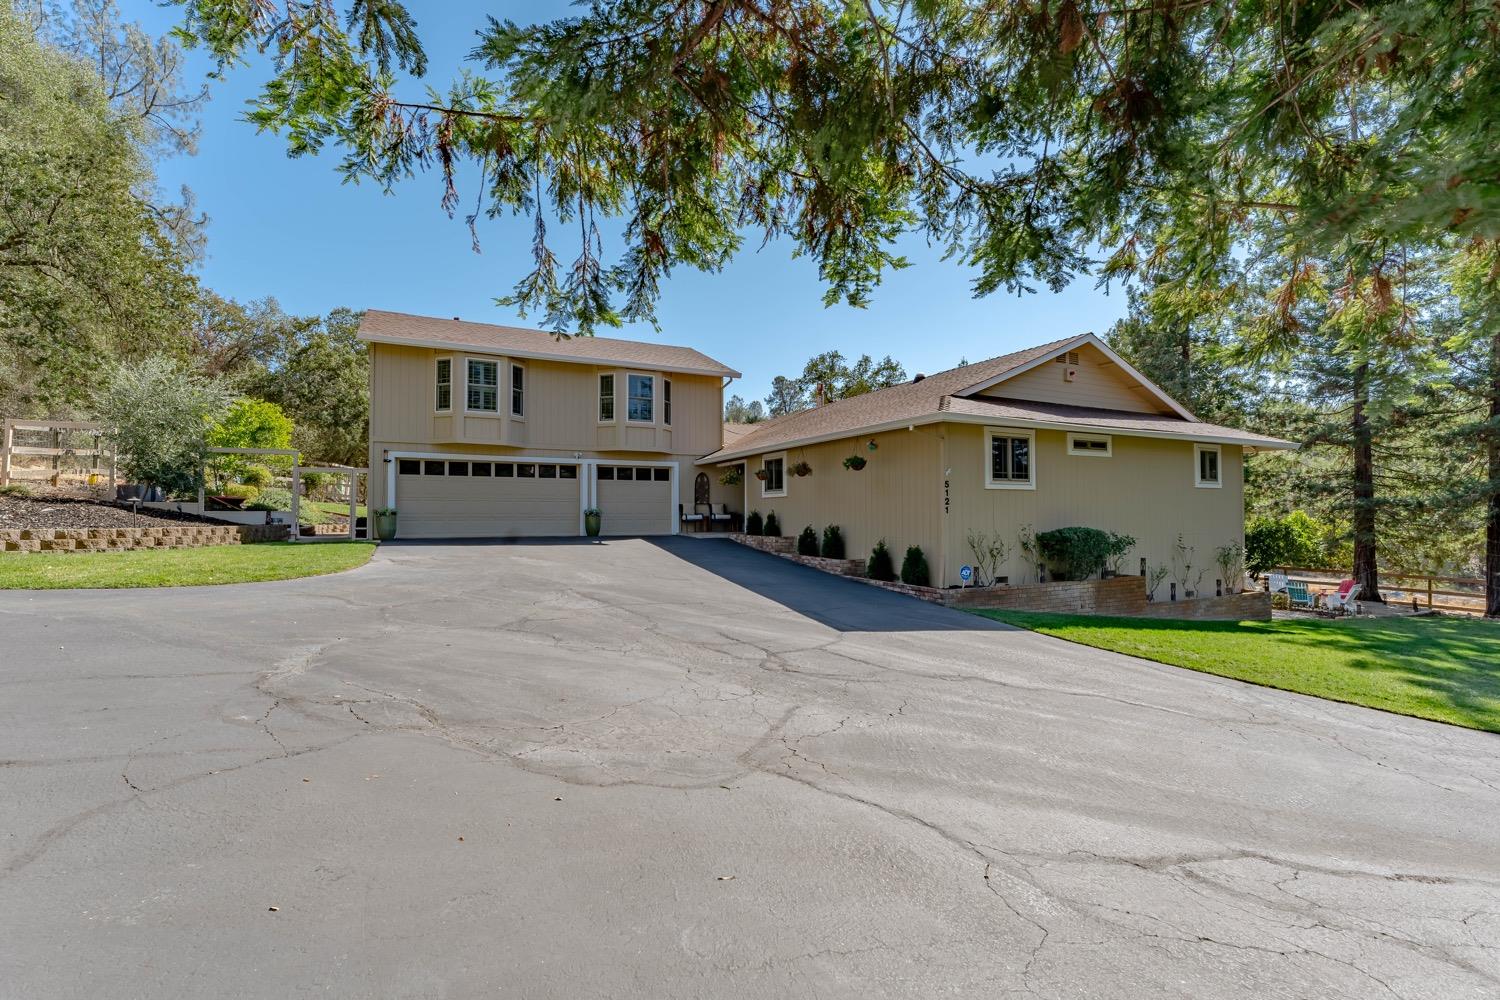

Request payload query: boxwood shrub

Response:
[763,511,781,537]
[900,545,931,587]
[1037,526,1121,581]
[867,539,896,582]
[746,510,763,535]
[797,525,819,556]
[820,524,845,559]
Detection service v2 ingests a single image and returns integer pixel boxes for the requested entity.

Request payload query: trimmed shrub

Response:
[763,511,781,537]
[867,539,897,582]
[820,524,845,559]
[900,545,931,587]
[219,483,259,501]
[241,464,274,489]
[244,487,293,512]
[1037,526,1114,581]
[797,525,819,556]
[746,510,764,536]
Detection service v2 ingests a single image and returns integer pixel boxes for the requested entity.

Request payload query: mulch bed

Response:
[0,490,225,530]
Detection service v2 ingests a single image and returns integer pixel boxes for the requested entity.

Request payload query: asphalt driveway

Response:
[2,537,1497,999]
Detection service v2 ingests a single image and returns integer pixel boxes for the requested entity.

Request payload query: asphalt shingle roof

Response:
[358,310,740,378]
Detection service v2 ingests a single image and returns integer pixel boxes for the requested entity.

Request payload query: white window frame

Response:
[1194,443,1222,488]
[598,372,616,423]
[626,371,656,424]
[760,452,787,498]
[510,362,526,418]
[984,426,1037,490]
[464,357,500,414]
[663,377,672,426]
[434,356,453,413]
[1067,432,1112,457]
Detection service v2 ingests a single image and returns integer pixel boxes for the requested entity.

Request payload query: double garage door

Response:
[394,458,672,538]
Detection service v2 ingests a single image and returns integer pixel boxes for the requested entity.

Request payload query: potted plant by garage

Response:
[373,506,398,540]
[584,507,602,537]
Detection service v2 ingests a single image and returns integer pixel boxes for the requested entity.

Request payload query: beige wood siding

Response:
[975,342,1173,414]
[370,344,435,444]
[733,428,942,568]
[597,467,673,535]
[942,423,1244,588]
[395,462,581,538]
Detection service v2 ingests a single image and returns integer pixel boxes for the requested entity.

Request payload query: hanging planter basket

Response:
[843,455,867,471]
[754,468,769,481]
[791,461,812,477]
[720,467,743,487]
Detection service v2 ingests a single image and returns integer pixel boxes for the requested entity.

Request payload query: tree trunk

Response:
[1487,329,1500,618]
[1351,361,1383,602]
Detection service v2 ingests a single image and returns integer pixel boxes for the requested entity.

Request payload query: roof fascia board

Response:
[955,333,1197,422]
[359,332,741,379]
[699,412,1293,465]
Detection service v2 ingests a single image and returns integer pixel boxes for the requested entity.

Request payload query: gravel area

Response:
[0,490,224,530]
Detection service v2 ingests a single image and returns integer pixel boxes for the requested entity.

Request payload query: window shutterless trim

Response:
[663,377,672,427]
[626,371,656,424]
[510,362,525,418]
[1067,432,1112,457]
[464,357,500,414]
[434,356,453,413]
[1194,442,1223,488]
[598,372,616,423]
[760,451,787,498]
[983,426,1037,490]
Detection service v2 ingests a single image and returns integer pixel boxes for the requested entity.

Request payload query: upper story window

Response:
[434,358,452,412]
[664,378,672,426]
[599,373,615,422]
[467,359,499,412]
[628,373,655,423]
[510,363,525,417]
[985,427,1035,490]
[1195,443,1222,488]
[761,454,786,497]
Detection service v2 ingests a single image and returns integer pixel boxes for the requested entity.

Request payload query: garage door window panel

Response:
[496,463,514,477]
[424,460,446,476]
[598,466,615,480]
[472,462,492,477]
[398,459,421,475]
[517,463,536,478]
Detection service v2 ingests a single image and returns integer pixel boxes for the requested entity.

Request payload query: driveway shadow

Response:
[649,536,1013,634]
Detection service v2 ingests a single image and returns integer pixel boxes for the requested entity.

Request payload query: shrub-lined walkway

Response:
[0,541,374,589]
[973,610,1500,733]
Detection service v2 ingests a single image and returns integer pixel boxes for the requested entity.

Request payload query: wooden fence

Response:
[0,419,115,487]
[1273,566,1487,615]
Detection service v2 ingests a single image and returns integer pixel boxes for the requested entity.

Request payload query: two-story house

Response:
[362,311,740,538]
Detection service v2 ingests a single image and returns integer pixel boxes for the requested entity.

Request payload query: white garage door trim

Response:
[385,451,679,536]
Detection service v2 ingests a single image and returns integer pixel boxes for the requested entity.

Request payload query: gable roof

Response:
[700,333,1292,462]
[358,310,740,378]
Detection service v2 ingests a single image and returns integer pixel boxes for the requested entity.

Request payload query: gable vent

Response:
[1054,350,1080,365]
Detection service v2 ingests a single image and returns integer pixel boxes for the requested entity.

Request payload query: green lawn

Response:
[0,541,375,590]
[306,501,368,518]
[972,610,1500,733]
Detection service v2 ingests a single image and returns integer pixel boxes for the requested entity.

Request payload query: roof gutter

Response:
[698,412,1296,465]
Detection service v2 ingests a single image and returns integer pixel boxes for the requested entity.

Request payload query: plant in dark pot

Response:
[373,507,398,540]
[790,460,812,477]
[842,455,867,471]
[584,507,602,537]
[754,468,769,482]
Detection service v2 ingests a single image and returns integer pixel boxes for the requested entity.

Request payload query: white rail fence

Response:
[0,419,115,487]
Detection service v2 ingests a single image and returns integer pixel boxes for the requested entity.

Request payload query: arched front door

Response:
[694,472,711,506]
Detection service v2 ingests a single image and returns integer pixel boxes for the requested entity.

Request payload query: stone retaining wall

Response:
[0,523,289,553]
[727,534,1269,620]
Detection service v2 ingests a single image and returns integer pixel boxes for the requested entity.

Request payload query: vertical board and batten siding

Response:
[942,424,1245,589]
[738,428,942,570]
[974,342,1174,415]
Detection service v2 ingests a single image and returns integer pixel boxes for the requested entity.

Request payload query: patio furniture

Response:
[708,503,736,531]
[1321,580,1362,616]
[679,504,706,533]
[1286,580,1315,610]
[1267,573,1289,594]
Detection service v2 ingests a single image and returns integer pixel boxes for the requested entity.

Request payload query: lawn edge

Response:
[0,541,378,592]
[969,608,1500,737]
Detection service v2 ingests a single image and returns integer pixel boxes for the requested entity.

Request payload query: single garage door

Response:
[596,465,672,535]
[395,458,580,538]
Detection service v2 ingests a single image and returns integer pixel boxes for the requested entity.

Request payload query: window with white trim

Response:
[1195,443,1222,488]
[467,359,499,412]
[628,373,655,422]
[434,358,452,412]
[1067,433,1111,457]
[510,363,525,417]
[598,373,615,421]
[664,378,672,426]
[761,454,786,497]
[985,427,1035,489]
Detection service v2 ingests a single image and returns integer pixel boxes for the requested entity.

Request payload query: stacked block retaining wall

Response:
[0,523,289,553]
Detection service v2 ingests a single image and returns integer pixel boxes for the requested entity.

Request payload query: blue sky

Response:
[132,1,1127,402]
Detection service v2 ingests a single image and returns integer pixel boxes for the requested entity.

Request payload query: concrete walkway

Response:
[2,537,1497,998]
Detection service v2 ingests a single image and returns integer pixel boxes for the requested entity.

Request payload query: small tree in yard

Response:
[820,525,845,559]
[900,545,931,587]
[966,530,1008,586]
[746,510,763,536]
[867,539,897,582]
[206,398,295,490]
[1215,542,1247,595]
[797,525,819,556]
[763,511,781,537]
[95,358,231,497]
